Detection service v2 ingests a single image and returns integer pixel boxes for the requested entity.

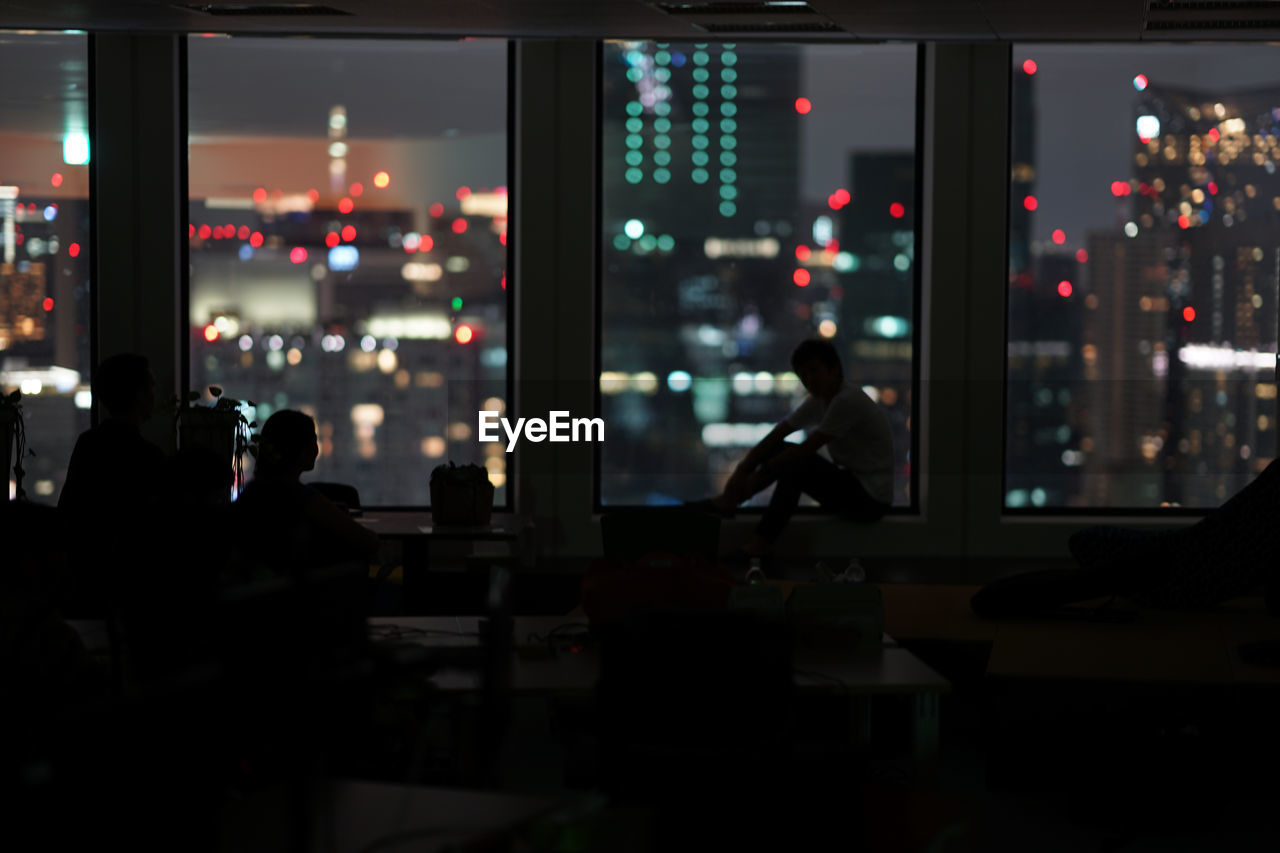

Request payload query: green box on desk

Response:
[785,583,884,649]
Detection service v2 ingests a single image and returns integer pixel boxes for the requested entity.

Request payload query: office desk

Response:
[355,512,533,607]
[374,614,950,763]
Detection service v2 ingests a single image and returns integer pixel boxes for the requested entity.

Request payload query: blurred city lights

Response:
[289,247,308,264]
[374,171,391,188]
[889,202,905,219]
[1057,280,1073,298]
[793,269,810,287]
[204,324,219,342]
[1133,73,1148,91]
[1022,59,1037,75]
[455,324,474,344]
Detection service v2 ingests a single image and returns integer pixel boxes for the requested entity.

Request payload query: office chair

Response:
[306,481,362,513]
[600,507,720,560]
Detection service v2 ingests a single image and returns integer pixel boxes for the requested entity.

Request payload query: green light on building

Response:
[655,102,671,117]
[654,68,671,83]
[654,150,671,166]
[719,185,738,200]
[719,201,737,217]
[720,119,738,134]
[625,134,644,149]
[692,135,709,150]
[720,135,737,150]
[719,151,737,167]
[626,118,643,133]
[693,51,709,66]
[721,52,737,67]
[720,84,737,99]
[653,168,671,184]
[654,118,671,133]
[720,102,737,117]
[657,234,675,251]
[625,150,643,166]
[692,118,710,134]
[693,84,709,99]
[693,68,710,83]
[655,50,671,65]
[692,168,709,184]
[654,135,671,149]
[691,151,709,166]
[625,168,643,184]
[639,234,658,251]
[692,102,709,117]
[719,168,737,184]
[451,297,463,311]
[626,101,643,117]
[626,67,643,83]
[721,68,738,83]
[613,234,631,250]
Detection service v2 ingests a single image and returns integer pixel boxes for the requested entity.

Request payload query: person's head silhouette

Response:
[790,338,844,402]
[254,410,319,481]
[95,353,156,424]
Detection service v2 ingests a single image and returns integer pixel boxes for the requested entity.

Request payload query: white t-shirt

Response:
[785,381,894,505]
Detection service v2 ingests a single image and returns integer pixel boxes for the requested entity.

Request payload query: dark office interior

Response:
[3,1,1280,850]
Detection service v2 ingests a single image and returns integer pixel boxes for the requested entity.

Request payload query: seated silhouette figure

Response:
[57,353,165,616]
[231,409,378,577]
[688,338,894,561]
[973,457,1280,618]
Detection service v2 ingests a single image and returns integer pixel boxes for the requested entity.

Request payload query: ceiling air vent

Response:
[181,4,352,15]
[653,1,845,35]
[1145,0,1280,32]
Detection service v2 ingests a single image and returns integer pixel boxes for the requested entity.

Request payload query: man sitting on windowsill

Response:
[688,338,894,561]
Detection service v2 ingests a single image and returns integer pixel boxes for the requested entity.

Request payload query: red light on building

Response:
[1023,196,1038,211]
[237,225,250,240]
[189,224,196,238]
[1022,59,1037,75]
[498,232,506,246]
[349,182,364,197]
[833,188,850,206]
[429,202,444,218]
[793,269,811,287]
[1111,181,1131,197]
[501,273,506,290]
[795,245,812,261]
[1051,229,1066,244]
[889,202,905,219]
[794,97,812,115]
[68,242,81,258]
[307,188,319,202]
[253,187,267,203]
[249,231,264,248]
[50,173,63,188]
[1208,182,1218,195]
[419,235,434,252]
[42,297,54,312]
[325,232,340,248]
[452,218,468,234]
[1207,128,1220,143]
[455,324,474,344]
[1057,280,1073,298]
[1076,249,1088,263]
[338,197,354,214]
[289,247,308,264]
[212,226,225,240]
[1183,306,1196,322]
[374,171,391,189]
[204,324,219,342]
[456,186,471,201]
[827,194,841,211]
[1178,215,1191,229]
[341,225,357,242]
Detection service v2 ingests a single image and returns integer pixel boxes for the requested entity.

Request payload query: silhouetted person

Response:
[231,409,378,576]
[973,457,1280,618]
[689,338,893,559]
[57,353,165,615]
[121,447,234,684]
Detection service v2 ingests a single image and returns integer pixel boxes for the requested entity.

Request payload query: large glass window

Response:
[0,30,91,502]
[1007,46,1280,509]
[599,42,918,507]
[188,37,509,506]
